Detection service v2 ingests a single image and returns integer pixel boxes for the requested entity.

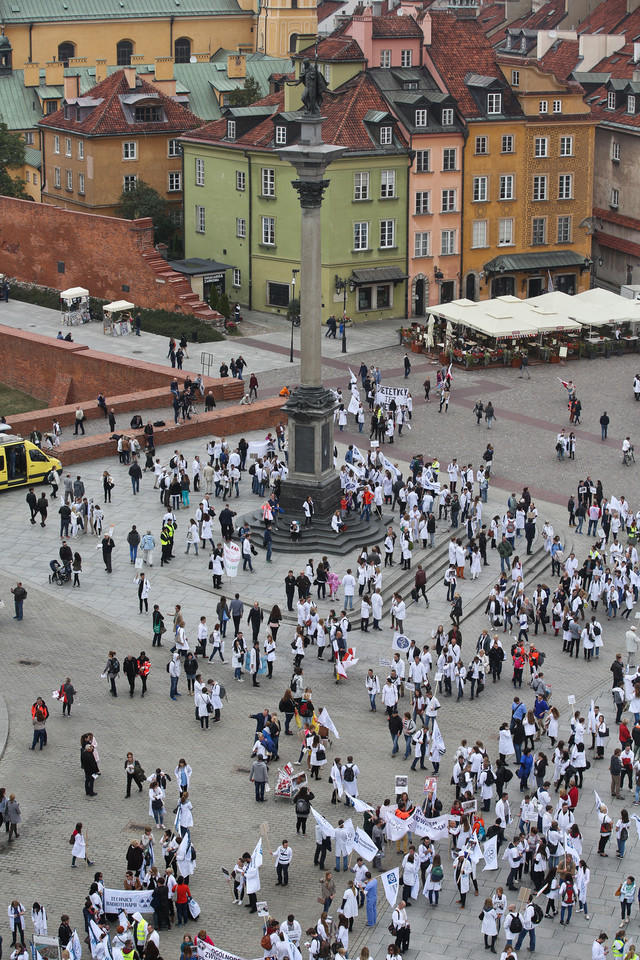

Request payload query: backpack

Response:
[532,903,543,925]
[343,765,355,782]
[431,865,443,880]
[485,768,495,786]
[563,882,574,905]
[620,826,629,842]
[166,662,171,673]
[111,657,120,674]
[295,797,311,815]
[509,914,522,934]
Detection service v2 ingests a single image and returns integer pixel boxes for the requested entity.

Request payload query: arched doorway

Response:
[465,273,477,301]
[411,273,429,317]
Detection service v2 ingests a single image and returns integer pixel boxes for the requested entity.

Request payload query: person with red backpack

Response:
[559,873,575,925]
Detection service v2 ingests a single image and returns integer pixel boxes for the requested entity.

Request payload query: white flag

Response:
[382,456,400,478]
[351,795,374,813]
[380,867,400,907]
[432,719,446,755]
[310,806,336,839]
[251,836,263,869]
[564,836,581,866]
[352,444,364,463]
[386,817,409,841]
[342,817,355,853]
[482,835,498,871]
[392,632,412,653]
[318,707,340,739]
[348,367,357,383]
[466,838,483,864]
[70,930,83,960]
[352,827,379,862]
[336,658,348,679]
[348,394,359,415]
[594,788,604,813]
[177,833,195,877]
[632,815,640,842]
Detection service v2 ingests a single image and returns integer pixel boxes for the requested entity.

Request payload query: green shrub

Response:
[219,293,230,319]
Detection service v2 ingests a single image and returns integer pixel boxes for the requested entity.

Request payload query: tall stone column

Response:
[276,116,345,519]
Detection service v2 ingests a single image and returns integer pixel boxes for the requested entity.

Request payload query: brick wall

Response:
[0,326,244,406]
[0,196,219,315]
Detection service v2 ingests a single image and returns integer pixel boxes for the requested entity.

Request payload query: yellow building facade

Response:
[257,0,318,58]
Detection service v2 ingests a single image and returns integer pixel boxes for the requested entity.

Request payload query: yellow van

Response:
[0,435,62,490]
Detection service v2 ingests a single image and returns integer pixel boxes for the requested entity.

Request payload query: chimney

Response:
[421,10,431,46]
[63,73,81,100]
[95,59,107,83]
[45,59,64,86]
[154,56,174,81]
[23,60,40,87]
[123,66,137,89]
[227,53,246,77]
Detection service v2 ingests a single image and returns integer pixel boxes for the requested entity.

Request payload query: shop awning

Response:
[351,266,408,285]
[483,251,587,274]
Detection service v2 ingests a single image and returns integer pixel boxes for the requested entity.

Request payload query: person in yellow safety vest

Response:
[121,940,138,960]
[160,527,171,567]
[132,913,147,951]
[432,459,440,479]
[612,930,627,960]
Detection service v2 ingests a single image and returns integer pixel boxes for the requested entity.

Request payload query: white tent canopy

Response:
[572,288,640,325]
[428,295,573,338]
[103,300,134,315]
[60,287,89,301]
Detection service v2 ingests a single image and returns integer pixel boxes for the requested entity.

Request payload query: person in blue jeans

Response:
[389,710,402,755]
[515,899,536,952]
[335,820,349,872]
[11,582,27,620]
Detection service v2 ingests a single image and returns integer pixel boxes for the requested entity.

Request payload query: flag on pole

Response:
[70,930,83,960]
[342,818,355,853]
[564,836,580,866]
[351,827,379,862]
[174,804,181,833]
[432,719,446,755]
[350,795,374,813]
[380,867,400,907]
[547,270,555,292]
[386,817,409,842]
[251,836,263,869]
[352,444,364,463]
[335,658,348,679]
[318,707,340,739]
[593,788,604,812]
[482,835,498,871]
[310,806,336,839]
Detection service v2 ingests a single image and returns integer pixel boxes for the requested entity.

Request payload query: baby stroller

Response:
[49,559,71,585]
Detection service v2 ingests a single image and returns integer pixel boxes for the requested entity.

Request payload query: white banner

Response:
[311,806,336,839]
[380,867,400,907]
[416,813,449,841]
[224,541,241,578]
[197,944,261,960]
[352,827,379,862]
[318,707,340,739]
[103,889,154,914]
[387,817,409,841]
[376,385,409,407]
[482,835,498,871]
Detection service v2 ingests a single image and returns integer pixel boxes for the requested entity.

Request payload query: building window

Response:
[532,217,546,244]
[168,139,181,157]
[511,69,520,86]
[33,173,37,186]
[500,174,514,200]
[24,132,34,145]
[195,205,205,233]
[539,99,548,114]
[415,191,430,214]
[534,137,548,158]
[441,108,454,126]
[442,147,456,171]
[377,285,390,308]
[54,167,61,188]
[441,189,456,212]
[45,100,58,114]
[168,171,182,192]
[354,221,369,250]
[415,109,428,127]
[261,168,275,197]
[559,136,573,157]
[174,37,191,63]
[558,174,572,200]
[261,216,275,245]
[472,220,487,248]
[612,141,621,162]
[475,136,488,155]
[533,175,547,201]
[65,137,72,157]
[195,158,204,186]
[25,171,29,182]
[501,134,514,153]
[628,94,636,113]
[487,92,502,114]
[380,169,396,198]
[557,216,571,243]
[233,268,241,287]
[380,49,391,67]
[415,149,430,172]
[611,188,619,208]
[77,141,84,159]
[498,218,513,245]
[441,229,456,256]
[134,105,161,123]
[358,287,372,310]
[380,219,395,248]
[354,172,369,201]
[236,217,246,238]
[275,125,287,145]
[607,91,616,110]
[123,174,138,192]
[236,170,245,191]
[66,169,73,190]
[57,41,75,66]
[414,231,430,257]
[123,141,137,160]
[473,176,488,202]
[267,282,290,307]
[116,40,133,66]
[553,99,562,113]
[401,49,412,67]
[53,135,60,154]
[78,172,85,195]
[227,120,236,140]
[380,126,392,145]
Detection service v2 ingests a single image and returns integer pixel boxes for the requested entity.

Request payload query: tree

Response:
[0,118,28,199]
[209,284,220,312]
[219,293,231,319]
[227,76,262,107]
[116,179,175,246]
[286,297,300,323]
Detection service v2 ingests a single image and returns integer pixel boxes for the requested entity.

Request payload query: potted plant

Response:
[502,348,512,366]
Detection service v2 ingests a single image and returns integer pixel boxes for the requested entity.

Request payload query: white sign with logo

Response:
[223,540,241,578]
[103,889,154,914]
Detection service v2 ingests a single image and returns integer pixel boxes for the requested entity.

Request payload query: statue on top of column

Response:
[288,56,328,116]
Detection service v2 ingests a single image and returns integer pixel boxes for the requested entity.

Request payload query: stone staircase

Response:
[139,251,224,323]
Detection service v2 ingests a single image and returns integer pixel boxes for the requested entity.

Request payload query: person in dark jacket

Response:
[129,460,143,495]
[123,655,138,697]
[151,879,171,930]
[81,745,99,795]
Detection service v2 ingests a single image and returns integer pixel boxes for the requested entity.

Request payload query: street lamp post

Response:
[334,275,353,355]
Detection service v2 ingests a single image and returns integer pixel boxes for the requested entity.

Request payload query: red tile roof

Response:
[38,69,202,136]
[477,2,507,35]
[577,0,627,35]
[372,12,424,37]
[595,230,640,257]
[184,71,409,153]
[296,36,366,61]
[317,0,347,23]
[594,206,640,231]
[428,11,523,119]
[491,0,568,46]
[539,39,581,82]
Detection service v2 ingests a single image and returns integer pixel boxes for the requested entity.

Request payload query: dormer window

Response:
[607,91,616,109]
[628,94,636,113]
[64,104,71,120]
[134,104,162,122]
[441,108,454,126]
[403,81,418,91]
[487,92,502,114]
[415,109,428,127]
[380,126,393,145]
[227,119,236,140]
[275,125,286,145]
